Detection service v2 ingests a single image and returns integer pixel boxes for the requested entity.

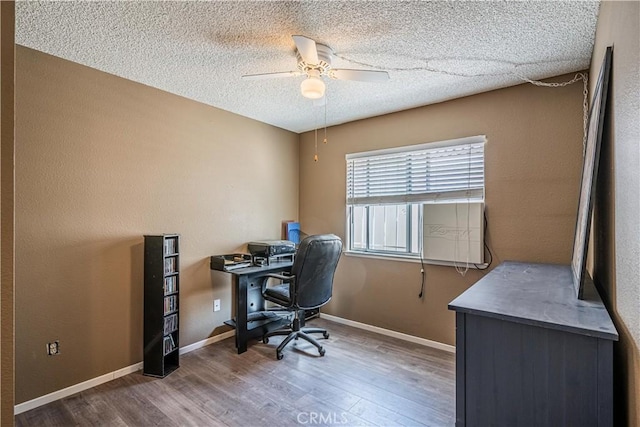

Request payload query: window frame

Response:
[345,135,486,259]
[347,203,422,257]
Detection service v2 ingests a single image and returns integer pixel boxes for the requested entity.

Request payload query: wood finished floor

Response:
[15,318,455,426]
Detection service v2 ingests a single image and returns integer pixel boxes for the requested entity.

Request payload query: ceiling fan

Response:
[242,35,390,100]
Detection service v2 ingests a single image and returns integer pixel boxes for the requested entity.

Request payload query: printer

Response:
[247,240,296,265]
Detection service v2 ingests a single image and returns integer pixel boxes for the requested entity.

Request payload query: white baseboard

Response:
[15,319,450,415]
[179,329,235,354]
[319,313,456,353]
[15,330,236,415]
[14,362,143,415]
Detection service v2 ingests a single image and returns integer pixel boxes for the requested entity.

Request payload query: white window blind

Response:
[346,136,486,206]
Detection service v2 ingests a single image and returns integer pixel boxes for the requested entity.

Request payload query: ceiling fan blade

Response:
[331,69,390,82]
[242,71,300,80]
[292,35,319,64]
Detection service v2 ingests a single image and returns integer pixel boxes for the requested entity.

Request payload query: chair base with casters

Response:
[262,310,329,360]
[261,234,343,360]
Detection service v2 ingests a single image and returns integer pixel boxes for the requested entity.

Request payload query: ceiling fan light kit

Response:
[300,70,325,99]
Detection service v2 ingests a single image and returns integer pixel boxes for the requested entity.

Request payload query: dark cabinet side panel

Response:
[464,314,604,427]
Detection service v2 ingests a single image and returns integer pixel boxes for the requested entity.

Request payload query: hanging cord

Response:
[332,53,525,77]
[514,71,589,151]
[473,212,493,270]
[453,202,471,277]
[334,52,589,150]
[323,96,328,144]
[314,127,318,162]
[313,99,322,162]
[420,210,493,295]
[313,96,328,161]
[418,256,426,299]
[454,144,473,276]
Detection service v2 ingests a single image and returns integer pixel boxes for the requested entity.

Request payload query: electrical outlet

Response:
[47,341,60,356]
[213,299,221,312]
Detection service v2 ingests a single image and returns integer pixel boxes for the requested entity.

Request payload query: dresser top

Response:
[448,261,618,340]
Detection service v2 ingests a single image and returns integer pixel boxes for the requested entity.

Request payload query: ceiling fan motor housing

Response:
[297,43,333,77]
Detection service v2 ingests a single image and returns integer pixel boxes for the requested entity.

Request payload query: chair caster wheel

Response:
[323,331,330,339]
[276,352,284,360]
[263,337,269,344]
[319,347,326,357]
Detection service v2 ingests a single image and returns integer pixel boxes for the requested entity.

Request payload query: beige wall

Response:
[590,1,640,425]
[1,2,14,425]
[300,74,585,346]
[15,9,633,414]
[15,46,299,404]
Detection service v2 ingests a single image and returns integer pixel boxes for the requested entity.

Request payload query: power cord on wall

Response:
[418,256,426,299]
[418,211,494,299]
[473,212,493,270]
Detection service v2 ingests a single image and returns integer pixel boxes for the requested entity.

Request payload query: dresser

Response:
[448,261,618,426]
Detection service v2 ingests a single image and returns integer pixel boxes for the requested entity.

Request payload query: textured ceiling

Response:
[16,1,600,133]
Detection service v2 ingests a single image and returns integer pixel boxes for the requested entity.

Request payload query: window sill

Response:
[343,251,490,269]
[343,251,421,264]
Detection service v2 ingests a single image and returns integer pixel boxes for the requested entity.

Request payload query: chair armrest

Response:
[262,273,295,295]
[264,273,294,282]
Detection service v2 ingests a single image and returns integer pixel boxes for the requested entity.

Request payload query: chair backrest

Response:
[291,234,342,309]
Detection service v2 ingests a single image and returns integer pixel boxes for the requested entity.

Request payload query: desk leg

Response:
[236,275,248,354]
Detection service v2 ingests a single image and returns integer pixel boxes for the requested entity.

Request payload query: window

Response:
[346,135,486,258]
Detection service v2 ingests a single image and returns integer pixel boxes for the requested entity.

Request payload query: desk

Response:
[212,260,293,354]
[449,261,618,426]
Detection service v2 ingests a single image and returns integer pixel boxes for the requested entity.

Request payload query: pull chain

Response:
[323,98,328,144]
[314,96,327,162]
[314,127,318,162]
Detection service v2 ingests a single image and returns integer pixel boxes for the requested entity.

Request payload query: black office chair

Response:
[261,234,342,360]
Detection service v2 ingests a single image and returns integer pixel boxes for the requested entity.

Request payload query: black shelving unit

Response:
[143,234,180,377]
